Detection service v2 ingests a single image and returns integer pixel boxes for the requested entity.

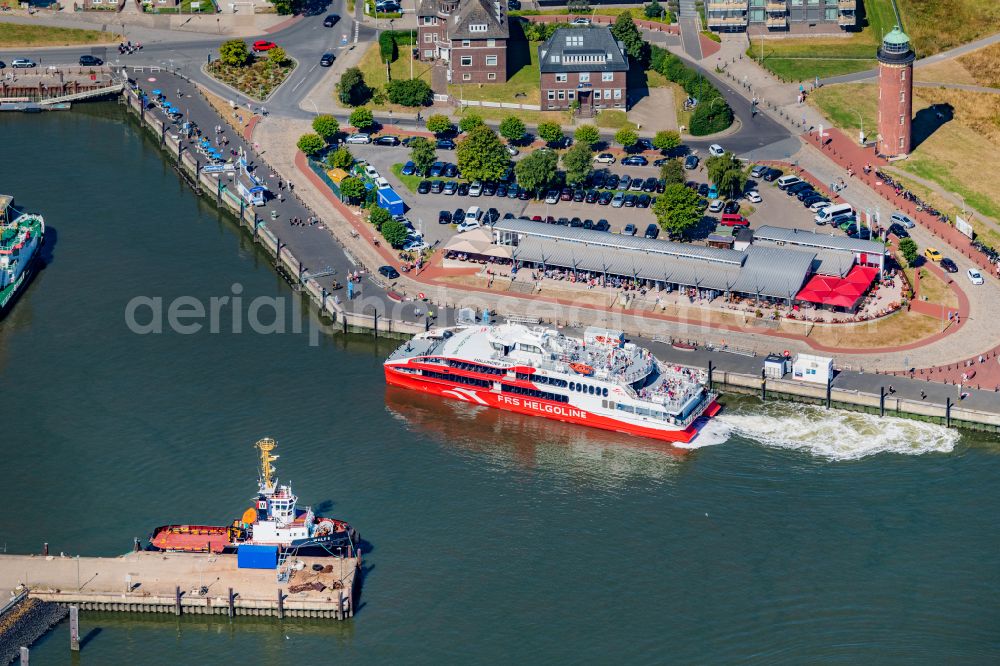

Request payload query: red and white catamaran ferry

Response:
[385,323,721,443]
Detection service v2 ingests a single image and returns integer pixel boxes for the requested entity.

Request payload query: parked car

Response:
[622,155,648,166]
[637,194,651,208]
[723,200,740,214]
[323,14,340,26]
[642,177,658,192]
[708,199,725,213]
[924,247,943,262]
[750,165,768,178]
[560,187,573,201]
[457,182,470,196]
[79,55,102,66]
[11,58,36,69]
[571,17,591,25]
[708,144,725,157]
[888,223,908,238]
[585,189,599,204]
[801,193,825,207]
[436,139,456,150]
[636,138,654,151]
[429,161,445,177]
[891,212,916,228]
[443,163,458,178]
[468,180,483,197]
[644,224,660,239]
[482,181,497,196]
[598,191,613,205]
[485,208,500,224]
[623,194,637,207]
[653,158,669,167]
[810,200,832,212]
[507,0,521,8]
[611,192,626,208]
[417,180,432,194]
[429,180,444,193]
[967,268,985,285]
[941,257,959,273]
[745,191,762,203]
[443,181,458,195]
[571,189,584,202]
[378,265,400,280]
[375,135,400,146]
[697,183,709,197]
[629,177,643,192]
[252,40,278,52]
[594,219,610,232]
[569,217,583,227]
[595,153,616,164]
[623,223,637,235]
[796,188,818,201]
[496,183,508,197]
[591,172,607,188]
[320,53,336,67]
[763,168,782,182]
[439,210,452,224]
[544,189,560,204]
[345,133,371,144]
[402,161,416,176]
[684,154,699,170]
[508,185,521,199]
[605,174,620,189]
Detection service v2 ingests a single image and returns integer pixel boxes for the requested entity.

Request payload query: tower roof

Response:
[883,26,910,46]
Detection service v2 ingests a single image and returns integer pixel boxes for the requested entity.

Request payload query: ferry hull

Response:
[0,233,43,316]
[385,365,716,444]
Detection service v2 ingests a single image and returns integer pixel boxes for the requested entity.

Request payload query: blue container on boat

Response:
[237,544,279,569]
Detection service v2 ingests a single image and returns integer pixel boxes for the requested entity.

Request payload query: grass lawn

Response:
[355,42,435,113]
[455,106,570,127]
[390,163,424,193]
[807,309,945,348]
[448,40,540,104]
[595,110,636,130]
[956,42,1000,91]
[810,82,1000,226]
[897,0,1000,56]
[906,267,959,309]
[0,23,118,48]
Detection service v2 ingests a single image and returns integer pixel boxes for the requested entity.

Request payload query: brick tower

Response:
[876,26,915,158]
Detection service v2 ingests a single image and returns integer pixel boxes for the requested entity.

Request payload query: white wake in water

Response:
[673,418,734,450]
[714,402,961,460]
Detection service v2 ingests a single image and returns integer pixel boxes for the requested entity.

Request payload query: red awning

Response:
[795,265,878,309]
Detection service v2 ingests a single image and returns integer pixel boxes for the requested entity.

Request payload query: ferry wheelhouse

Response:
[384,324,721,443]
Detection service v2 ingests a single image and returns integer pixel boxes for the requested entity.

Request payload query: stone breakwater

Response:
[0,596,67,665]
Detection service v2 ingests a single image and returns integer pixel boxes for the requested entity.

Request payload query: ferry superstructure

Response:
[0,195,45,313]
[385,323,721,443]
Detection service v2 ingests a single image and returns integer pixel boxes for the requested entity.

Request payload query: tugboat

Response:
[0,195,45,314]
[147,438,358,557]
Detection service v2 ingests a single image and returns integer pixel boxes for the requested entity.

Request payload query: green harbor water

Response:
[1,105,999,664]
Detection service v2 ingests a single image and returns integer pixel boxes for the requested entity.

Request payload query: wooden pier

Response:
[0,551,360,621]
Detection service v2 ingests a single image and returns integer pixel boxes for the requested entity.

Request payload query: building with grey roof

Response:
[417,0,509,84]
[492,219,821,301]
[752,225,885,273]
[538,26,628,115]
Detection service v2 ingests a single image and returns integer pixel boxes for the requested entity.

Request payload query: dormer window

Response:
[469,23,488,32]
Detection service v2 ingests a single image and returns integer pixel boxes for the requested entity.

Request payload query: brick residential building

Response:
[416,0,509,84]
[538,26,629,116]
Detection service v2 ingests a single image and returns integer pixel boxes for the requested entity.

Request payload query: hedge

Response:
[648,45,733,136]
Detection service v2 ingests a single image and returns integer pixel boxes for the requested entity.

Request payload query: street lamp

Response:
[954,192,966,216]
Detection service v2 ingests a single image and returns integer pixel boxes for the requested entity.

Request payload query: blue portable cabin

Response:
[237,544,279,569]
[377,187,405,216]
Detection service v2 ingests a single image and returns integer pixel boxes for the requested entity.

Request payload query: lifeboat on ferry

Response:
[569,362,594,376]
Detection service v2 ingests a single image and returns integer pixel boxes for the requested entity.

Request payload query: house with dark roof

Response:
[538,26,629,116]
[417,0,509,84]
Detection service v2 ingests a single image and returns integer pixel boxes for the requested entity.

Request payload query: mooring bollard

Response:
[277,589,284,620]
[228,588,235,618]
[175,586,182,616]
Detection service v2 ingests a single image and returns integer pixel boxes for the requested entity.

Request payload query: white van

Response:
[464,206,482,223]
[776,175,801,190]
[814,203,854,225]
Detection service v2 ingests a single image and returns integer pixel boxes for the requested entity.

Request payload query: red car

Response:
[252,40,278,52]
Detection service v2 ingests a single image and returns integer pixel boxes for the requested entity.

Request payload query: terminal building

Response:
[491,219,886,312]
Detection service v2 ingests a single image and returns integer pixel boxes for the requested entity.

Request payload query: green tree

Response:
[653,183,702,238]
[312,114,340,142]
[653,130,681,154]
[337,67,370,106]
[660,158,685,185]
[644,0,664,18]
[219,39,251,67]
[459,113,485,133]
[574,124,601,147]
[272,0,293,14]
[499,116,526,144]
[381,218,409,248]
[267,46,288,66]
[385,79,432,107]
[296,133,324,157]
[706,152,747,199]
[456,125,509,182]
[898,238,919,267]
[426,114,453,136]
[369,205,392,231]
[378,31,397,64]
[690,99,734,136]
[610,12,645,61]
[562,143,594,186]
[349,107,375,131]
[325,146,354,170]
[537,121,564,145]
[408,137,437,175]
[515,149,559,193]
[615,127,638,149]
[339,176,366,203]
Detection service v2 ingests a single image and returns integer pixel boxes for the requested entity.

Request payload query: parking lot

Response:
[345,140,852,250]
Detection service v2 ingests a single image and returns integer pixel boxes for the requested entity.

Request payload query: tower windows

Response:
[901,69,906,82]
[899,115,904,126]
[900,90,905,102]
